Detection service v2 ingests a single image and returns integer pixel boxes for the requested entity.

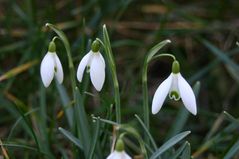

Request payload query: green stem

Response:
[152,53,176,61]
[142,53,175,144]
[101,25,121,124]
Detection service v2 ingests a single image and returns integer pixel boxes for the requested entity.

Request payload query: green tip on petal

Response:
[48,41,56,53]
[91,40,100,53]
[169,90,180,101]
[172,60,180,74]
[115,138,124,152]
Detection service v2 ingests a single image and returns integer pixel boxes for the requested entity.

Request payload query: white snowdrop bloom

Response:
[152,60,197,115]
[40,41,63,87]
[77,40,105,91]
[107,150,132,159]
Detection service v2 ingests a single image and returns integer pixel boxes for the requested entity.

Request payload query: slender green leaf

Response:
[180,142,191,159]
[56,82,73,128]
[150,131,191,159]
[201,39,239,71]
[89,118,100,159]
[135,114,157,151]
[171,142,188,159]
[120,125,148,159]
[58,127,83,149]
[224,111,239,125]
[74,87,91,157]
[102,24,121,123]
[146,39,171,63]
[223,139,239,159]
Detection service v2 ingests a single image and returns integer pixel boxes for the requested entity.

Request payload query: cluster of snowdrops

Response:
[40,23,197,158]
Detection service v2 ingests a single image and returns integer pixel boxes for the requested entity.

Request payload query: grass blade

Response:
[56,82,74,128]
[171,142,188,159]
[223,139,239,159]
[74,87,91,157]
[181,142,191,159]
[134,114,157,151]
[200,39,239,71]
[150,131,191,159]
[58,127,83,149]
[146,39,171,63]
[88,118,100,159]
[223,111,239,125]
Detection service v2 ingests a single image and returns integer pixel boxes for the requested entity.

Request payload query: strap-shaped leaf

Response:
[58,127,83,149]
[150,131,191,159]
[146,39,171,63]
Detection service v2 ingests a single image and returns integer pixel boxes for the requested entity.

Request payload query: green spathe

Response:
[91,40,100,53]
[48,41,56,53]
[115,138,125,152]
[172,60,180,74]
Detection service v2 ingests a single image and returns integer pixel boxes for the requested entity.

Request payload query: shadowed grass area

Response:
[0,0,239,158]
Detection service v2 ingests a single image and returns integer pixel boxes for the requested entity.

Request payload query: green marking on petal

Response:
[169,90,180,101]
[86,66,90,73]
[54,67,57,72]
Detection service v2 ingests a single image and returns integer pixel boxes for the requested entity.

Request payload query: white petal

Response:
[53,54,64,84]
[122,151,132,159]
[106,151,131,159]
[99,52,106,68]
[178,73,197,115]
[90,53,105,91]
[106,151,119,159]
[76,52,92,82]
[152,74,173,114]
[40,52,55,87]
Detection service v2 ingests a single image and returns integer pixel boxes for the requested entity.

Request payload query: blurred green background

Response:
[0,0,239,158]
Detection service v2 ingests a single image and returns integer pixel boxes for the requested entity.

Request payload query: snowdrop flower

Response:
[107,138,131,159]
[40,41,63,87]
[152,60,197,115]
[77,40,105,91]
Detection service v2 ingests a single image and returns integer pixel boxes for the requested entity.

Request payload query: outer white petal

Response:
[53,54,64,84]
[152,74,173,114]
[99,52,106,68]
[40,52,55,87]
[178,73,197,115]
[76,52,92,82]
[106,151,131,159]
[121,151,132,159]
[90,53,105,91]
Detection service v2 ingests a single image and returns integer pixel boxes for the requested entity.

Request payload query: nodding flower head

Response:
[152,60,197,115]
[77,40,106,91]
[40,41,64,87]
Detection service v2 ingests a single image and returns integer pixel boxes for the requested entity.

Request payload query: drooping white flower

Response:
[40,41,63,87]
[77,40,105,91]
[152,60,197,115]
[107,150,132,159]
